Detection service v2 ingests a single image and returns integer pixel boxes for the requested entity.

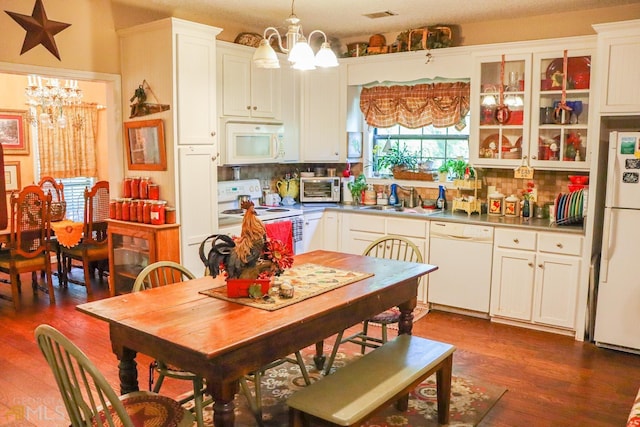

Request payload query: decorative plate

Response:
[481,134,510,157]
[234,32,263,48]
[545,56,591,88]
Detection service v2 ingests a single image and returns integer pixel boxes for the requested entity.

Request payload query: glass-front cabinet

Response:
[471,41,594,172]
[107,220,181,296]
[530,49,592,170]
[472,53,531,168]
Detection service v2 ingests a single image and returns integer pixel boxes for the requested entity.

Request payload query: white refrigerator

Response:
[594,131,640,354]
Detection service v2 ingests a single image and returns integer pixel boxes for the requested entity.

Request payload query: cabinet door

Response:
[251,63,280,119]
[598,32,640,114]
[220,52,252,118]
[177,145,218,276]
[533,253,580,328]
[302,66,345,162]
[301,212,323,253]
[490,248,535,321]
[176,32,217,145]
[530,49,592,170]
[322,211,340,251]
[471,53,530,168]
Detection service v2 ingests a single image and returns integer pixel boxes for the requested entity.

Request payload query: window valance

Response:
[359,81,470,129]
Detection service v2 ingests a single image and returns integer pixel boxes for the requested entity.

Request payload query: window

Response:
[372,118,470,177]
[60,177,95,222]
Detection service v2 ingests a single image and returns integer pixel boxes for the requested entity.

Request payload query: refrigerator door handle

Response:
[605,132,618,208]
[600,208,612,283]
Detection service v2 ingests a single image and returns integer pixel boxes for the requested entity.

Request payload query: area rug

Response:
[185,350,506,427]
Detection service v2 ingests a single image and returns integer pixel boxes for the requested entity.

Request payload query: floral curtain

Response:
[359,81,470,129]
[37,104,99,178]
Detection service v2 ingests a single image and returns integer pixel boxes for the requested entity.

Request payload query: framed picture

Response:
[0,109,30,155]
[124,119,167,171]
[4,161,21,191]
[347,131,363,158]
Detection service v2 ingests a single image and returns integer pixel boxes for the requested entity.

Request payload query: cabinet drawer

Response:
[387,217,428,238]
[494,228,537,251]
[347,213,385,233]
[538,232,583,256]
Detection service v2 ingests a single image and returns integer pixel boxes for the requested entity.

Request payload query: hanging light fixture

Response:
[252,0,338,70]
[25,74,83,128]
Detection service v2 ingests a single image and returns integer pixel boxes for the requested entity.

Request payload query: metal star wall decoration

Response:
[5,0,71,60]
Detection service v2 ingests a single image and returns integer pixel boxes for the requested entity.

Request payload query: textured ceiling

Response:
[111,0,640,42]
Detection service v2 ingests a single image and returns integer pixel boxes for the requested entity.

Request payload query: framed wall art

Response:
[124,119,167,171]
[0,109,30,155]
[347,131,363,159]
[4,161,21,191]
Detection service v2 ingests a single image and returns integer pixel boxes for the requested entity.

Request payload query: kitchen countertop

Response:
[218,203,584,235]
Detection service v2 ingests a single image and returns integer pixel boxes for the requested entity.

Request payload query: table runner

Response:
[200,263,374,311]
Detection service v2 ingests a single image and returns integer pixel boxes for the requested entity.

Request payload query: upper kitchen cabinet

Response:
[301,65,347,162]
[217,41,281,120]
[530,48,593,170]
[593,19,640,115]
[470,37,595,171]
[471,52,530,168]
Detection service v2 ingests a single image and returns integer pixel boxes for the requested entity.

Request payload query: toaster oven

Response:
[299,177,341,203]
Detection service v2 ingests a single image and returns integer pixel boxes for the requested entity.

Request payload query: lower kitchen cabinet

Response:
[107,220,181,296]
[322,211,340,251]
[490,228,582,331]
[301,212,323,253]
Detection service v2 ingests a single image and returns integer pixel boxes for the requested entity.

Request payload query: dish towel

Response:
[292,216,304,243]
[265,220,293,254]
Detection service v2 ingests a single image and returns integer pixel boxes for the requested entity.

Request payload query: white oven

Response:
[224,122,284,165]
[217,180,304,253]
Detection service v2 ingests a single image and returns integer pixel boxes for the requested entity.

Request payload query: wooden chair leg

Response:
[45,256,55,305]
[82,259,94,296]
[10,270,20,310]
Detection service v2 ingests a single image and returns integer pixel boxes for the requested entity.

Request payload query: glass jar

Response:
[123,178,132,198]
[131,176,141,199]
[136,200,144,223]
[121,198,131,221]
[115,198,123,220]
[165,207,176,224]
[148,184,160,200]
[150,201,166,225]
[109,199,117,219]
[140,177,150,199]
[143,200,152,224]
[129,198,138,222]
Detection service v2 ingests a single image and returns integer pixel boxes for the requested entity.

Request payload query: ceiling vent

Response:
[363,10,398,19]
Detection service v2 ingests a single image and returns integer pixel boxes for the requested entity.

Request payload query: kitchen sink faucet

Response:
[398,185,416,208]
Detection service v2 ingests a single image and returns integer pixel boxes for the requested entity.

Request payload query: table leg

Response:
[209,381,238,427]
[313,340,326,370]
[397,296,417,335]
[117,347,139,395]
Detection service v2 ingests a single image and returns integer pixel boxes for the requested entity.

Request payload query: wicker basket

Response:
[50,201,66,222]
[392,168,434,181]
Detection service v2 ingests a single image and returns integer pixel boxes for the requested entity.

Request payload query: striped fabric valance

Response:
[359,81,470,129]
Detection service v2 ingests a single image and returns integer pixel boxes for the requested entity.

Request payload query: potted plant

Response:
[374,142,418,175]
[347,173,367,205]
[437,160,452,182]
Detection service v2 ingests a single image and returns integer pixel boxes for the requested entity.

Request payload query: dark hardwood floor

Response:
[1,269,638,426]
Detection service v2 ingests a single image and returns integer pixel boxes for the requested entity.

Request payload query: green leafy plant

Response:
[375,142,418,172]
[347,173,367,202]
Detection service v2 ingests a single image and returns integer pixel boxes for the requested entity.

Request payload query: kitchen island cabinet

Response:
[491,228,582,333]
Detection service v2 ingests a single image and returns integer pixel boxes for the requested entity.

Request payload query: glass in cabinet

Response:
[530,50,592,169]
[473,53,530,166]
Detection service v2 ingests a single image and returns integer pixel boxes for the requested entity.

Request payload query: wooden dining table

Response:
[76,250,437,427]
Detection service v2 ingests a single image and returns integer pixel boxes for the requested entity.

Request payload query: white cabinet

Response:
[340,212,429,303]
[470,37,595,171]
[217,41,281,120]
[301,66,347,162]
[593,19,640,114]
[491,228,582,331]
[119,18,221,276]
[322,211,340,251]
[301,212,323,253]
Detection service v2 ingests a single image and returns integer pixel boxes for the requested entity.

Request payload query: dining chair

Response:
[0,185,54,310]
[38,176,66,278]
[59,180,109,295]
[35,324,194,427]
[132,261,212,427]
[323,235,424,375]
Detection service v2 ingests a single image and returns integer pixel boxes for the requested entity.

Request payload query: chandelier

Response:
[25,75,83,128]
[252,0,338,70]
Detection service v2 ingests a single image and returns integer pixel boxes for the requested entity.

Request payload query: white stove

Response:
[217,179,303,222]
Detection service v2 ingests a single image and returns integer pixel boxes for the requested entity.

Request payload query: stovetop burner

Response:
[221,209,244,215]
[266,208,289,212]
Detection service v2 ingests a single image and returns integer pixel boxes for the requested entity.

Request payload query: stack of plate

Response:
[554,188,586,225]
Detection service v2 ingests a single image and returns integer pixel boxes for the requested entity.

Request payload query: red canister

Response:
[150,201,166,225]
[136,200,144,223]
[143,200,152,224]
[121,199,131,221]
[115,199,123,220]
[129,199,138,222]
[131,176,141,199]
[140,177,150,199]
[123,178,132,198]
[109,199,117,219]
[148,184,160,200]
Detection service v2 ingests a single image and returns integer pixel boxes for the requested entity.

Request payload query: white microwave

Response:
[224,122,284,164]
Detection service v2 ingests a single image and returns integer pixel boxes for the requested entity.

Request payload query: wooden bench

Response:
[287,335,456,427]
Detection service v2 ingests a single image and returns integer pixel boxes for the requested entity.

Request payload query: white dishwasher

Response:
[428,221,494,316]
